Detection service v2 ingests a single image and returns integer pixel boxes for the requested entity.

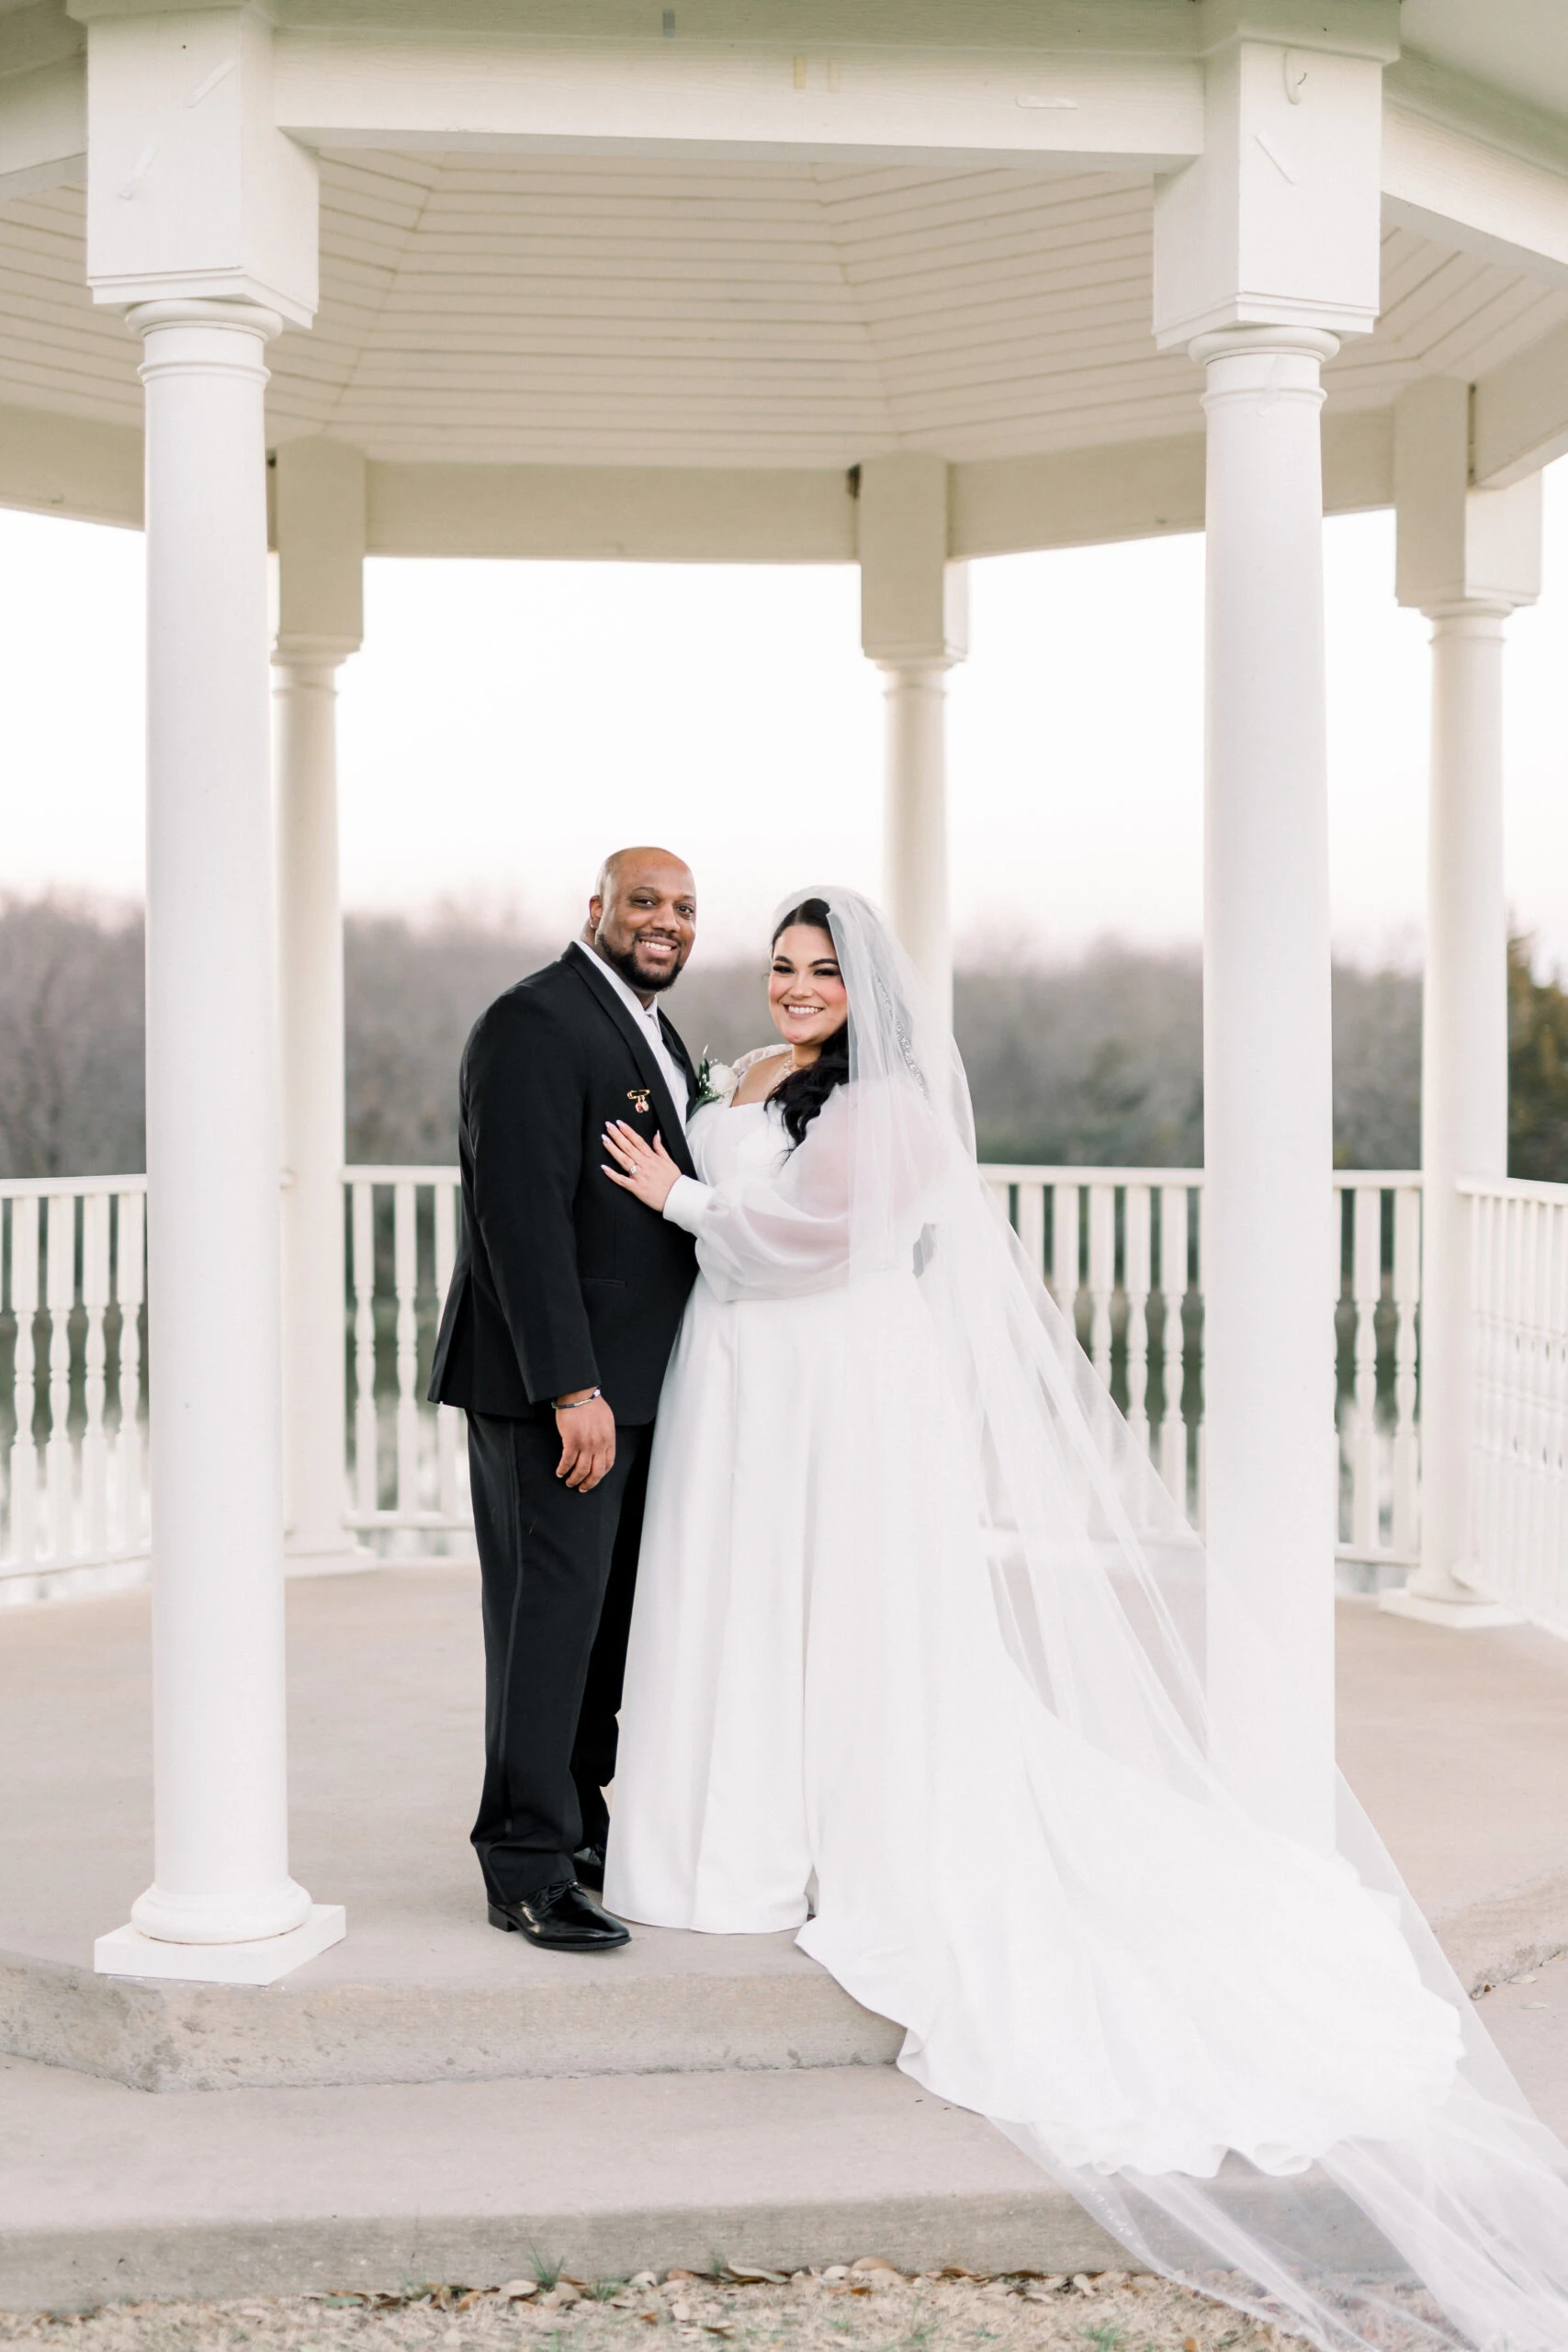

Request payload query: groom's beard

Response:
[595,935,687,995]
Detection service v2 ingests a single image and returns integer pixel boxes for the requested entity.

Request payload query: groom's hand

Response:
[555,1392,616,1492]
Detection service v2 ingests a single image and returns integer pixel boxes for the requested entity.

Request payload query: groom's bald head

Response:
[586,845,696,999]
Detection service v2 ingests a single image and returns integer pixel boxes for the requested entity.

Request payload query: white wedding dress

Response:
[603,893,1568,2351]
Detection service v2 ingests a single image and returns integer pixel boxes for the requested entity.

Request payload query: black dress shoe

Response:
[571,1842,606,1892]
[488,1878,629,1951]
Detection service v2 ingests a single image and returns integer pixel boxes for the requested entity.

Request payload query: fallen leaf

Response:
[500,2279,538,2301]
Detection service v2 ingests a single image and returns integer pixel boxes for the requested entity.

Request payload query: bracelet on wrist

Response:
[555,1388,604,1411]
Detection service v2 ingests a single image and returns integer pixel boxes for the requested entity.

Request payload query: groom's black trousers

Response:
[467,1409,652,1901]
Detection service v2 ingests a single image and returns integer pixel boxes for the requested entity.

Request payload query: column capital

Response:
[1395,379,1542,614]
[82,4,316,324]
[272,437,366,658]
[857,452,967,669]
[1152,18,1384,349]
[1189,323,1339,368]
[272,637,355,671]
[129,295,282,341]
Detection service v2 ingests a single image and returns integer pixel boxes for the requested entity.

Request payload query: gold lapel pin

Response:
[626,1088,652,1114]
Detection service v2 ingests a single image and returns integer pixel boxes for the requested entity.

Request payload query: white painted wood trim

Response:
[1472,320,1568,487]
[0,400,1402,552]
[272,34,1204,172]
[1383,102,1568,290]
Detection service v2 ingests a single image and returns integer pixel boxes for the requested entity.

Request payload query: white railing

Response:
[1464,1176,1568,1636]
[987,1168,1423,1580]
[0,1161,1429,1600]
[0,1177,149,1601]
[344,1166,472,1558]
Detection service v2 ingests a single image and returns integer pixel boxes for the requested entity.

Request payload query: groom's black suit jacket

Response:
[428,946,700,1427]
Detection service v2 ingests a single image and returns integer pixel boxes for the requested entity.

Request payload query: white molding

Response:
[363,457,859,563]
[1383,102,1568,288]
[1472,320,1568,489]
[0,55,85,199]
[0,401,1400,553]
[272,31,1203,170]
[0,400,143,526]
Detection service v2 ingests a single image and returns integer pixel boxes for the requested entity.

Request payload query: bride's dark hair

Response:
[770,898,850,1148]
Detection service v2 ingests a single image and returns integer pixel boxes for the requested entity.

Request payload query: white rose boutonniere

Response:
[694,1052,739,1109]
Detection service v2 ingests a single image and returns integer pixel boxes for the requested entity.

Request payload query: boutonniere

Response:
[694,1052,739,1109]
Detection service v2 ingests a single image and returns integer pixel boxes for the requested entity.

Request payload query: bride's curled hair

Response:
[771,897,850,1148]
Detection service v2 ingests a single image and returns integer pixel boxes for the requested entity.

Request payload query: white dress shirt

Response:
[572,938,691,1123]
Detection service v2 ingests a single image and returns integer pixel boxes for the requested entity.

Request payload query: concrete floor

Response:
[3,1572,1566,2308]
[3,1569,1564,1977]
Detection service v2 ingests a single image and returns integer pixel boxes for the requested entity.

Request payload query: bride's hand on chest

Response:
[602,1119,682,1212]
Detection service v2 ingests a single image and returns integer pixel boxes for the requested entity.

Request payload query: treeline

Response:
[4,894,1566,1182]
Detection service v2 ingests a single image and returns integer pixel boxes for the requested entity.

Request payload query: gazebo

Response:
[2,0,1565,1982]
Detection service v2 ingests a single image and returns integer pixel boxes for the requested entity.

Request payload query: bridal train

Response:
[602,888,1568,2352]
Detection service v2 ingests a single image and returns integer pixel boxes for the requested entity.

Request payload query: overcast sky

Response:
[4,458,1565,967]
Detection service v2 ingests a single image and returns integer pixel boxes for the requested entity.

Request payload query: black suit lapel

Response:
[659,1012,699,1110]
[565,948,697,1179]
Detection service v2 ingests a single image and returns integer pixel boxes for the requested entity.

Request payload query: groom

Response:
[428,847,701,1951]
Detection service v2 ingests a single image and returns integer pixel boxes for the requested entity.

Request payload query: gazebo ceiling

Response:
[3,152,1564,472]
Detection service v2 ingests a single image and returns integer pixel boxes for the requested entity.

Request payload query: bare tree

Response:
[0,898,145,1178]
[0,896,1426,1179]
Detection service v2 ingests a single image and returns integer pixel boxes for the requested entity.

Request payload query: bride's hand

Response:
[602,1120,682,1213]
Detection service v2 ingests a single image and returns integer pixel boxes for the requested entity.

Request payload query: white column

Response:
[1384,387,1540,1629]
[881,663,953,1032]
[276,650,356,1569]
[272,435,367,1577]
[1195,325,1340,1852]
[95,300,341,1980]
[1398,610,1512,1620]
[858,452,966,1029]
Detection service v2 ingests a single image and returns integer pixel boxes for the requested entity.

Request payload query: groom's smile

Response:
[587,844,697,1002]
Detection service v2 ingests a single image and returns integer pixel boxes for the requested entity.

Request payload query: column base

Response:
[284,1537,375,1579]
[95,1904,346,1985]
[1379,1585,1523,1632]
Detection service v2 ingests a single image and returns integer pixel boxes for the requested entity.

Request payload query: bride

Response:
[596,886,1568,2352]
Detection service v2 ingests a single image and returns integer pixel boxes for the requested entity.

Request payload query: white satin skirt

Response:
[605,1265,1461,2183]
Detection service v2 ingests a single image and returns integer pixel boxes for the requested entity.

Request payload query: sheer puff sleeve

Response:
[663,1077,944,1303]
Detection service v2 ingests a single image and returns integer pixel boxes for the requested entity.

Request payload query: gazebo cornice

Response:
[0,390,1397,556]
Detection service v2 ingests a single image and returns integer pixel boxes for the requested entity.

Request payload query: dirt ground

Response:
[0,2260,1457,2352]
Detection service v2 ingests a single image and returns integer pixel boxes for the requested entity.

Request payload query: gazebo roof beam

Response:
[1383,55,1568,288]
[1472,320,1568,488]
[0,398,1399,558]
[272,34,1203,175]
[0,3,85,203]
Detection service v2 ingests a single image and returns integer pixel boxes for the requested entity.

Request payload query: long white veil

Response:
[730,886,1568,2352]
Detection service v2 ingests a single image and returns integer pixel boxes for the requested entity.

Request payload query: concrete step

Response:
[1,1916,902,2093]
[0,2052,1122,2311]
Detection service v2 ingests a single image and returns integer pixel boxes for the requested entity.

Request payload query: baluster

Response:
[1051,1182,1080,1336]
[434,1178,460,1521]
[1123,1182,1151,1453]
[394,1181,420,1530]
[81,1191,111,1561]
[1194,1182,1208,1535]
[7,1200,41,1573]
[45,1195,74,1562]
[1546,1201,1568,1625]
[1015,1181,1045,1286]
[1350,1184,1382,1557]
[984,1176,1011,1223]
[1475,1190,1504,1586]
[114,1192,146,1555]
[1524,1198,1549,1616]
[1088,1183,1115,1389]
[1156,1184,1188,1506]
[1391,1185,1421,1560]
[351,1181,378,1520]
